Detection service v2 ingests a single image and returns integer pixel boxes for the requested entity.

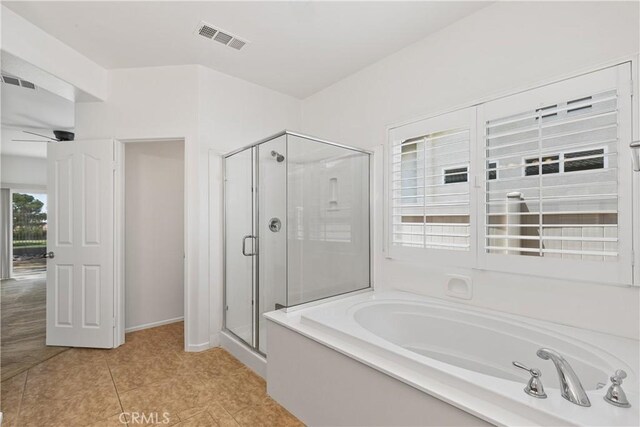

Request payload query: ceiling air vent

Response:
[228,38,246,50]
[197,22,217,39]
[195,21,248,51]
[213,31,233,45]
[1,75,36,90]
[20,80,36,90]
[2,75,20,86]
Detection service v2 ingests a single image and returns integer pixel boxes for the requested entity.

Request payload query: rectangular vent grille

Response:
[195,21,248,51]
[2,75,36,90]
[198,24,217,39]
[213,31,233,45]
[228,38,246,50]
[20,80,36,89]
[2,75,20,86]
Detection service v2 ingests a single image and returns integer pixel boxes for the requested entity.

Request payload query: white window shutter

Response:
[478,64,633,285]
[388,107,477,266]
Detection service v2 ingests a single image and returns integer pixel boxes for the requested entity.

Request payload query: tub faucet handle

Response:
[604,369,631,408]
[513,361,547,399]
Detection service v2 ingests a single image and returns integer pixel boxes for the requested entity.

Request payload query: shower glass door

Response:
[223,131,370,357]
[224,147,255,346]
[224,137,287,355]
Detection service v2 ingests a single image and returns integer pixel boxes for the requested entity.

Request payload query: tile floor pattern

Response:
[1,271,69,382]
[0,322,304,427]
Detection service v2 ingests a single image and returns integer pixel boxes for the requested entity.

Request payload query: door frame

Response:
[114,137,187,348]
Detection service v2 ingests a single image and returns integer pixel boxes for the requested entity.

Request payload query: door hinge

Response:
[112,317,116,328]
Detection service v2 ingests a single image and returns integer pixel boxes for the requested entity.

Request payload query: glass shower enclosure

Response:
[223,131,371,355]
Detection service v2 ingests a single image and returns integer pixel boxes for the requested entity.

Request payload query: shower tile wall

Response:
[286,135,370,307]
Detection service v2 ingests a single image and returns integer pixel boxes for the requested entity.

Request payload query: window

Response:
[564,148,605,172]
[389,108,473,255]
[485,89,619,261]
[444,166,468,184]
[480,63,633,285]
[523,149,605,176]
[524,155,560,176]
[388,63,634,284]
[487,162,497,180]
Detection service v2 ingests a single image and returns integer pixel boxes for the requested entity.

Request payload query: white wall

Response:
[0,154,47,190]
[75,64,301,350]
[75,64,205,348]
[1,5,108,101]
[124,140,184,331]
[300,2,640,339]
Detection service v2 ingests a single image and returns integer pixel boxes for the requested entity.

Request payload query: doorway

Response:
[121,139,185,343]
[1,190,68,381]
[12,191,47,276]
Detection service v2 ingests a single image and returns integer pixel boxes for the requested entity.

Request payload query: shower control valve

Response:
[268,218,281,232]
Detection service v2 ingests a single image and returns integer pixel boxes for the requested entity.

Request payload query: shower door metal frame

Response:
[222,145,259,352]
[222,130,373,356]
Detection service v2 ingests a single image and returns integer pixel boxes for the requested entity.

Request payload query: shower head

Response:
[271,150,285,163]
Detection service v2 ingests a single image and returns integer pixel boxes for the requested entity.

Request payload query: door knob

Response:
[44,251,55,259]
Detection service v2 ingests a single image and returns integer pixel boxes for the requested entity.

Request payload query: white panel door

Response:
[46,140,115,348]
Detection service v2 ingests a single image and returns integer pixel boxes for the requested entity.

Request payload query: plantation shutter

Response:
[479,64,633,284]
[388,107,476,265]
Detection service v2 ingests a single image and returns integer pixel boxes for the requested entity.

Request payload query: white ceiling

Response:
[4,1,490,98]
[1,81,74,158]
[1,128,49,158]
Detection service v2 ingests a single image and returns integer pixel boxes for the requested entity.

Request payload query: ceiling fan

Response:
[12,130,75,143]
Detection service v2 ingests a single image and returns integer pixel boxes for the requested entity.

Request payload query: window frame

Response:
[386,62,635,286]
[386,106,478,267]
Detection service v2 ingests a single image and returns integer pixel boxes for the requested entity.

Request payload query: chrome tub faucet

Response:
[537,347,591,407]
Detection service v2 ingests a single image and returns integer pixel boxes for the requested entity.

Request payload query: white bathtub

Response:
[265,290,639,426]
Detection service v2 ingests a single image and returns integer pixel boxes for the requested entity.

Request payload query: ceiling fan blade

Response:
[12,139,51,143]
[23,130,59,141]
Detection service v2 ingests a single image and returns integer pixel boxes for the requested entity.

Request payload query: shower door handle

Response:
[242,235,256,256]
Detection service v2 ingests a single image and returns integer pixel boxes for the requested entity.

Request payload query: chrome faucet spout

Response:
[537,348,591,407]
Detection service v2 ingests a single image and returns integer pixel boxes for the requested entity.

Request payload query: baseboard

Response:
[125,316,184,333]
[186,341,211,352]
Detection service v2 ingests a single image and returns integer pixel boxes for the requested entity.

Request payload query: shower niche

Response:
[223,131,371,355]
